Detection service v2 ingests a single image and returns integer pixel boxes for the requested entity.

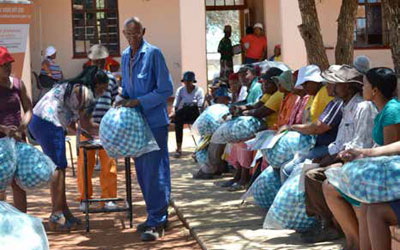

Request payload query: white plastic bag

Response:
[0,201,49,250]
[211,116,262,144]
[15,142,56,190]
[0,137,16,192]
[99,107,160,158]
[192,104,230,137]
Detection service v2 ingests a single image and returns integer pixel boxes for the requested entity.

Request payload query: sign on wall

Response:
[0,3,32,78]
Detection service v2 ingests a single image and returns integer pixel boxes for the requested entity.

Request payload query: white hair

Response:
[123,17,143,30]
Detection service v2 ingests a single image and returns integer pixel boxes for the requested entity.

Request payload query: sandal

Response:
[228,182,246,192]
[173,150,182,158]
[48,212,72,232]
[220,179,237,188]
[192,170,215,180]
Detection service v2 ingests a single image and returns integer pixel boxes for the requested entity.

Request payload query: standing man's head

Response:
[253,23,264,37]
[88,44,109,70]
[295,65,325,96]
[353,55,371,74]
[224,25,232,38]
[181,71,196,89]
[123,17,145,52]
[321,65,363,102]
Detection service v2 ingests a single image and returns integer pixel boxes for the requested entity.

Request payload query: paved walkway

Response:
[169,130,343,250]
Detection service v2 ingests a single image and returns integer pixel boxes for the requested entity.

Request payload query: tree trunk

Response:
[297,0,330,70]
[382,0,400,74]
[335,0,358,65]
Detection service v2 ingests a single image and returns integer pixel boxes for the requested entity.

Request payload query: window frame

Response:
[71,0,121,59]
[354,0,389,49]
[205,0,247,11]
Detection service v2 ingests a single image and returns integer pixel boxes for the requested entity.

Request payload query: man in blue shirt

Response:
[116,17,173,241]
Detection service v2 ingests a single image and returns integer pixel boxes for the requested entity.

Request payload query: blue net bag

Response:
[264,165,317,232]
[0,201,49,250]
[210,116,263,144]
[99,107,160,158]
[15,142,56,190]
[192,104,230,137]
[0,138,16,192]
[251,167,282,209]
[262,131,316,169]
[326,155,400,203]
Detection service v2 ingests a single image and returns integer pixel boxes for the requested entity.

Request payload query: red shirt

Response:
[241,34,267,60]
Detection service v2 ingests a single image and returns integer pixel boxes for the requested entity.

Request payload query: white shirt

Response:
[173,85,205,110]
[328,94,378,155]
[237,86,248,102]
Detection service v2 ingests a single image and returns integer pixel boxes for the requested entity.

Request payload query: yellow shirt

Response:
[260,93,271,103]
[263,91,284,129]
[310,86,333,122]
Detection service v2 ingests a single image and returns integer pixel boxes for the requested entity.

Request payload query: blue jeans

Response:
[280,146,329,183]
[244,57,259,64]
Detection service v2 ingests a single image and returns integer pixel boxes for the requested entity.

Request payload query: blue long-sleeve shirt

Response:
[121,40,174,128]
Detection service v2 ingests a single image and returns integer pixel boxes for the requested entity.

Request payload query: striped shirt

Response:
[315,98,343,146]
[40,58,63,81]
[92,71,119,124]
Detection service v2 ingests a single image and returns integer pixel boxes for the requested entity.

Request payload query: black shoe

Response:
[137,220,168,233]
[300,225,342,243]
[140,226,165,242]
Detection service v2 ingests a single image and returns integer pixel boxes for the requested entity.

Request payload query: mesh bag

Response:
[264,165,317,232]
[326,155,400,203]
[100,107,160,158]
[15,142,56,190]
[262,131,315,169]
[192,104,230,137]
[0,138,16,192]
[195,146,209,165]
[251,167,282,209]
[211,116,262,144]
[0,201,49,250]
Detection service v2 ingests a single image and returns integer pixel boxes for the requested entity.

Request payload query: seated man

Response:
[302,65,378,243]
[169,71,205,158]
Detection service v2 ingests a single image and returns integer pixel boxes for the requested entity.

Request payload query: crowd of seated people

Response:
[184,55,400,250]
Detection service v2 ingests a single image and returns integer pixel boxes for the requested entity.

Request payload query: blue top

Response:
[121,40,174,128]
[246,77,262,105]
[315,99,343,146]
[372,98,400,146]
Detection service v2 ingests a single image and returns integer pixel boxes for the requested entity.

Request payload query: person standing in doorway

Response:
[241,23,267,64]
[218,25,234,80]
[116,17,173,242]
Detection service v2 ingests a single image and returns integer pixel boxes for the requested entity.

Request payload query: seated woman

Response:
[39,46,63,88]
[169,71,205,158]
[229,73,247,104]
[323,67,400,250]
[221,68,285,190]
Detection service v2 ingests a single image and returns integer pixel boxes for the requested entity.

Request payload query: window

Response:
[354,0,388,47]
[206,0,246,10]
[71,0,120,58]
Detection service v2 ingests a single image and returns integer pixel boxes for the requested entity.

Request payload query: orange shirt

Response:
[276,93,299,129]
[241,34,267,60]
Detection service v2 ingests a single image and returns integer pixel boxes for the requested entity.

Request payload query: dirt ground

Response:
[4,157,200,250]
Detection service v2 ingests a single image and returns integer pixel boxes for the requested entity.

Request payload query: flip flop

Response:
[228,182,246,192]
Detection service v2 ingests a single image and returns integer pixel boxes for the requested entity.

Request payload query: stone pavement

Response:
[169,130,343,250]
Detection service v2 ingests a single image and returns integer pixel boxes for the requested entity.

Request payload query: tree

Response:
[297,0,330,70]
[382,0,400,74]
[335,0,358,65]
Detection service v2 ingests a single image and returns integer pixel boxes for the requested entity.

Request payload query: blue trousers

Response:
[134,125,170,227]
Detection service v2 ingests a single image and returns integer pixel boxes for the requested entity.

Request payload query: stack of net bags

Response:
[192,104,230,137]
[211,116,262,144]
[100,107,160,158]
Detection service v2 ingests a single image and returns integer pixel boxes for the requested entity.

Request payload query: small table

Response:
[80,140,133,232]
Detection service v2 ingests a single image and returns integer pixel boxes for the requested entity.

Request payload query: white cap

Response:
[295,65,325,87]
[88,44,109,60]
[44,46,56,57]
[253,23,263,30]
